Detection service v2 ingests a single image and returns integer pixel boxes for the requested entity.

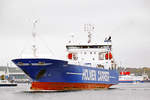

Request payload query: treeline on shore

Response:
[117,67,150,77]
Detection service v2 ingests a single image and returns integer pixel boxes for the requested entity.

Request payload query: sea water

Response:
[0,83,150,100]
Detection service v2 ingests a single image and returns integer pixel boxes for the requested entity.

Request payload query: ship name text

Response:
[82,69,110,82]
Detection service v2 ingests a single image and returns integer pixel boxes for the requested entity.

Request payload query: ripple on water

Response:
[0,83,150,100]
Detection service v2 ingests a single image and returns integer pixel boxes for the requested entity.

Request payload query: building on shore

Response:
[0,66,31,83]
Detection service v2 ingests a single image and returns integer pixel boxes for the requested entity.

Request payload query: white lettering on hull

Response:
[97,71,109,82]
[82,69,110,82]
[82,69,96,81]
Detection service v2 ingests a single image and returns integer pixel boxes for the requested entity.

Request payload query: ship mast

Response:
[84,24,95,43]
[32,20,38,57]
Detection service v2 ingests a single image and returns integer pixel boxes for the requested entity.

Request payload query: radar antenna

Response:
[84,24,95,43]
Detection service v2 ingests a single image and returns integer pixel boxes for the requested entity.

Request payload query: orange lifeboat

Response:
[105,52,112,60]
[120,72,130,75]
[68,53,73,59]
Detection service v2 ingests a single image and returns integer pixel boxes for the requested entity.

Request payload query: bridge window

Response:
[66,45,112,49]
[99,52,104,60]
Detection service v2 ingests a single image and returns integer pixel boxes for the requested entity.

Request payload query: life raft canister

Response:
[120,72,123,75]
[68,53,73,59]
[120,72,130,75]
[126,72,130,75]
[105,52,112,60]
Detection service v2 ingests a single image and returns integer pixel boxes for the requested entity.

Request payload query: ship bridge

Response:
[66,43,115,70]
[66,44,112,49]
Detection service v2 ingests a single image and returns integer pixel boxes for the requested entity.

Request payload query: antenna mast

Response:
[32,20,38,57]
[84,24,95,43]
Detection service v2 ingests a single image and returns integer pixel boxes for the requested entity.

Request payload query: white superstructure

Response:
[66,24,116,69]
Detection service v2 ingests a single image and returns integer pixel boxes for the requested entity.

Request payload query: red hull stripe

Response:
[31,82,113,90]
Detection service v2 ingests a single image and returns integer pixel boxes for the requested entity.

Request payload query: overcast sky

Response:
[0,0,150,68]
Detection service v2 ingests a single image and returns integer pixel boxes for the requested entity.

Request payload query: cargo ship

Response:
[12,23,118,91]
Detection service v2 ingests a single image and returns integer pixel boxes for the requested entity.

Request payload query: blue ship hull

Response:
[12,58,118,90]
